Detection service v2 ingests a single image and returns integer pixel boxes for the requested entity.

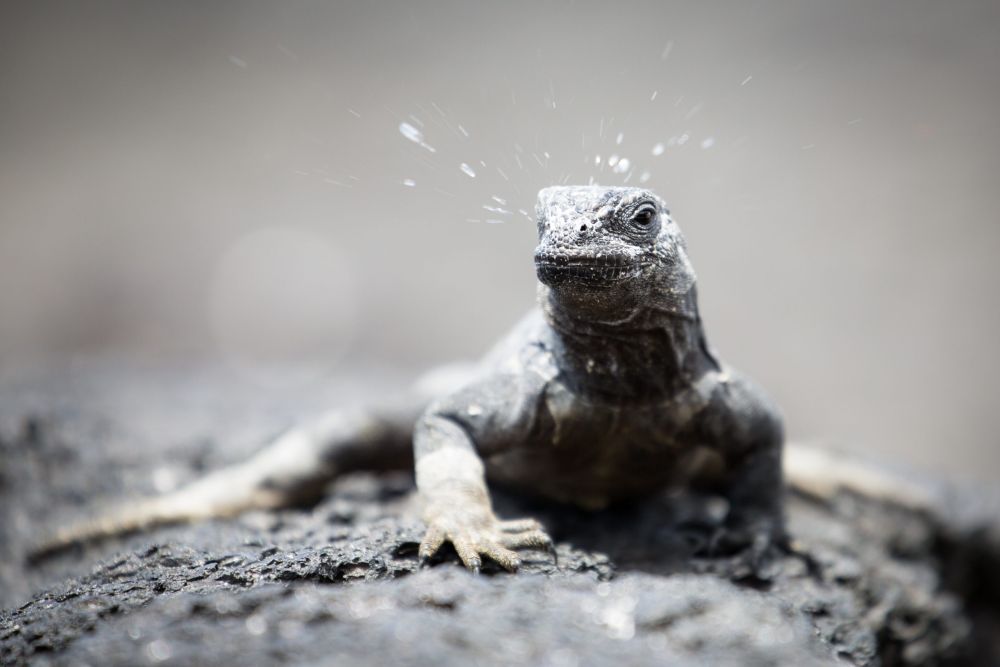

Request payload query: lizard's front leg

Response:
[414,414,550,572]
[712,436,786,557]
[706,378,787,558]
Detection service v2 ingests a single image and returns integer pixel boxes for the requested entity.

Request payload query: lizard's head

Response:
[534,186,696,318]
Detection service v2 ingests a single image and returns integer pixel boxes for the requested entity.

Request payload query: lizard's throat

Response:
[539,286,714,401]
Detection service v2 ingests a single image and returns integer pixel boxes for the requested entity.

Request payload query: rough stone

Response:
[1,364,995,665]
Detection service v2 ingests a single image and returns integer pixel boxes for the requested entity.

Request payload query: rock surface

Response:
[0,363,996,666]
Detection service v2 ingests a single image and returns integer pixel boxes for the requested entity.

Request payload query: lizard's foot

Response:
[419,513,552,573]
[693,527,777,582]
[702,516,786,566]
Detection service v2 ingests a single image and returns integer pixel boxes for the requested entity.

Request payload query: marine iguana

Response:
[34,186,933,570]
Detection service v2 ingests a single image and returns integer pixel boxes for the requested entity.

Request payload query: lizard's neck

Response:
[541,286,718,403]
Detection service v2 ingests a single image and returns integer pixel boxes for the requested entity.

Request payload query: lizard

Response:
[32,185,936,571]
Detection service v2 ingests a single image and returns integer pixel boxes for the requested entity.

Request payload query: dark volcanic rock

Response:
[0,364,996,666]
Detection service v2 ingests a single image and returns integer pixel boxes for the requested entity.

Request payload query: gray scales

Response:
[11,186,1000,665]
[35,186,939,569]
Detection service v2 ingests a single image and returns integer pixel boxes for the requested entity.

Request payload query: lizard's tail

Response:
[28,404,421,561]
[784,441,937,511]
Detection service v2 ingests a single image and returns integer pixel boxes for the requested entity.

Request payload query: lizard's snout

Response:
[534,245,641,288]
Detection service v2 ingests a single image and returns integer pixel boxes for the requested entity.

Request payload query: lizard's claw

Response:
[702,516,785,568]
[419,514,551,573]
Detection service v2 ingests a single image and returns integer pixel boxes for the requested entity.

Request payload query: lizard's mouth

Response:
[534,250,642,287]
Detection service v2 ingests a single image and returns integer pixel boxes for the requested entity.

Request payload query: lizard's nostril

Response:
[579,224,588,233]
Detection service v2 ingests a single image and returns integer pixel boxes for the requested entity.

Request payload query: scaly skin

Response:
[34,185,795,572]
[414,186,784,570]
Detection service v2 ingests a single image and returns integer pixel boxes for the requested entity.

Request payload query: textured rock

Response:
[0,365,995,666]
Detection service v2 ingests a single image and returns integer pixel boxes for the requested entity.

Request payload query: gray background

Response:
[1,1,998,479]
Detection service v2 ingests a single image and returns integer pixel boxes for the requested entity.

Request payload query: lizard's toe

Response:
[499,529,552,550]
[451,533,522,572]
[453,537,483,572]
[704,521,780,561]
[480,542,521,571]
[497,518,544,533]
[418,524,447,561]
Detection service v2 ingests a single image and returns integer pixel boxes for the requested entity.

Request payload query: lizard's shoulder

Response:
[479,308,553,372]
[412,310,551,399]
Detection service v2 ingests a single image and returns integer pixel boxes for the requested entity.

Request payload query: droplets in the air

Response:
[651,143,665,156]
[700,137,715,149]
[459,162,476,178]
[612,158,631,174]
[398,122,436,153]
[402,178,416,187]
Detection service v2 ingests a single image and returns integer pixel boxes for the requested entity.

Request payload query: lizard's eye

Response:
[631,204,658,227]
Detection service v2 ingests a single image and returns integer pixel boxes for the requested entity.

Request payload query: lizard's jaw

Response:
[534,249,642,288]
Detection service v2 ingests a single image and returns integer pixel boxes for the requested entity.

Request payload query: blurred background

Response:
[1,1,998,479]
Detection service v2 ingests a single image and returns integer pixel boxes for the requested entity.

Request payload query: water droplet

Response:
[402,179,416,187]
[608,155,620,167]
[651,143,665,156]
[700,137,715,149]
[612,158,631,174]
[485,219,505,224]
[459,163,476,178]
[398,122,436,152]
[677,133,690,145]
[660,40,674,61]
[491,195,507,205]
[639,171,651,183]
[482,204,511,215]
[650,91,658,101]
[684,103,703,121]
[228,55,248,69]
[594,155,602,166]
[616,133,624,145]
[740,75,753,86]
[458,124,470,137]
